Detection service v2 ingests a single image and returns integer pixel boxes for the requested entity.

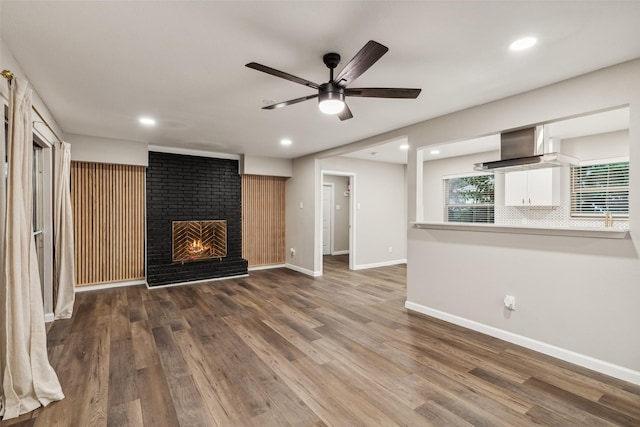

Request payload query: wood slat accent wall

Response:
[71,161,145,286]
[241,175,286,267]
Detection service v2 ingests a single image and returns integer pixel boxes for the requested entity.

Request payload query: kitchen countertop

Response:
[412,221,629,239]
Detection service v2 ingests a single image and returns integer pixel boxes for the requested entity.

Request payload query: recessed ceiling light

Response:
[280,138,292,146]
[400,144,410,150]
[509,36,537,51]
[139,117,156,126]
[430,149,440,155]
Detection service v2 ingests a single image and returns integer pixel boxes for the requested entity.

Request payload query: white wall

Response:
[422,150,499,221]
[322,175,350,253]
[325,59,640,384]
[319,156,406,270]
[1,39,62,145]
[241,155,292,177]
[562,129,629,161]
[285,155,319,275]
[65,133,149,166]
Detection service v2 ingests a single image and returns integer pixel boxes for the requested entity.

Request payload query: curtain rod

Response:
[2,69,64,144]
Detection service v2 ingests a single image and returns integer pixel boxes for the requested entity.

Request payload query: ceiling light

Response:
[430,149,440,155]
[318,83,345,115]
[280,138,292,146]
[139,117,156,126]
[509,37,537,51]
[400,144,410,150]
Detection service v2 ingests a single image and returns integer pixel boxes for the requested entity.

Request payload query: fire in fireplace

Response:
[172,220,227,262]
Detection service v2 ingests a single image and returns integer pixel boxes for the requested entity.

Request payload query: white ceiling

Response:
[2,1,640,159]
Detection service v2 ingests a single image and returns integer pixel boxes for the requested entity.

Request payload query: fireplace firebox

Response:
[172,220,227,262]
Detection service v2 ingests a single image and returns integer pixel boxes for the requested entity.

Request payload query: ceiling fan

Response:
[246,40,421,121]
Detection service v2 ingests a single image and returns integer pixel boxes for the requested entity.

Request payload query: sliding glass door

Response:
[33,143,45,292]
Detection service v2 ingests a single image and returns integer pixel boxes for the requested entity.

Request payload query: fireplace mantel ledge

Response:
[412,221,629,239]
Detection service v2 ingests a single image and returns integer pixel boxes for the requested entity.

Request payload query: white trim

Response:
[578,156,629,167]
[331,250,350,255]
[322,183,335,255]
[442,171,494,180]
[75,279,147,293]
[353,258,407,270]
[248,264,286,271]
[148,145,241,161]
[405,301,640,386]
[44,312,55,323]
[285,263,322,277]
[146,274,249,289]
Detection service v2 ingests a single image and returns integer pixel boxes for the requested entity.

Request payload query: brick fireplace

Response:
[146,152,247,286]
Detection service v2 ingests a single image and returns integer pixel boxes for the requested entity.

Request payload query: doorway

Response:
[321,171,355,273]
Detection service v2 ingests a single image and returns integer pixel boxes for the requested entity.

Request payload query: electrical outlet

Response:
[388,246,393,253]
[504,295,516,311]
[290,248,296,257]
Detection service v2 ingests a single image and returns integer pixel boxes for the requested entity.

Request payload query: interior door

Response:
[322,184,332,255]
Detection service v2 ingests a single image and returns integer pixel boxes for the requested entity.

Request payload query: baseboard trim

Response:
[331,250,350,255]
[75,279,147,293]
[353,258,407,270]
[146,274,249,289]
[405,301,640,386]
[285,263,322,277]
[248,264,286,271]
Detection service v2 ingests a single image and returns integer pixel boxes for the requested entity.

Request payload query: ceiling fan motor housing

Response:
[318,82,345,101]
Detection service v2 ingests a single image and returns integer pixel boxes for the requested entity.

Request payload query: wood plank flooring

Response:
[3,255,640,426]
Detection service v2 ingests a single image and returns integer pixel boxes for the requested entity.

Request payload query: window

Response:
[443,174,494,223]
[571,161,629,217]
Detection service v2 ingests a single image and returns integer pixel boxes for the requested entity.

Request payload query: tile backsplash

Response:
[495,205,629,230]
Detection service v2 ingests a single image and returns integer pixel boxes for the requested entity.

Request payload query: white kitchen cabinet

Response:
[504,168,560,206]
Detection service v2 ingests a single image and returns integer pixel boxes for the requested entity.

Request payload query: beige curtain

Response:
[1,77,64,420]
[53,141,75,319]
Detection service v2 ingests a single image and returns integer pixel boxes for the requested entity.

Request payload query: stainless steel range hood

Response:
[474,127,578,172]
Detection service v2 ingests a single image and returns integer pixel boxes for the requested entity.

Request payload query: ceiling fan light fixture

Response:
[318,83,345,115]
[319,99,345,115]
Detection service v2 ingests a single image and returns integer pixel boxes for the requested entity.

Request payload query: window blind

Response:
[570,161,629,217]
[443,175,495,223]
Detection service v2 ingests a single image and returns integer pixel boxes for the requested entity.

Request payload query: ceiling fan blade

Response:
[262,94,319,110]
[334,40,388,87]
[345,88,421,98]
[338,104,353,121]
[246,62,320,89]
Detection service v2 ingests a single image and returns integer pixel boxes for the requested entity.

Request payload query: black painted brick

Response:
[146,152,247,286]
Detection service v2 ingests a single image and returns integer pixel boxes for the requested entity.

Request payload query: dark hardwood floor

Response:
[3,254,640,426]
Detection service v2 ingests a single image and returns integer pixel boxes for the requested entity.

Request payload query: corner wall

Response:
[362,59,640,383]
[285,155,319,275]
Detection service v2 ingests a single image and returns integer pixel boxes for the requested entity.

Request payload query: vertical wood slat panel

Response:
[71,161,145,286]
[241,175,286,267]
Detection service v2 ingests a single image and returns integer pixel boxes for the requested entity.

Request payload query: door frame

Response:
[33,131,54,321]
[322,183,334,255]
[320,170,356,273]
